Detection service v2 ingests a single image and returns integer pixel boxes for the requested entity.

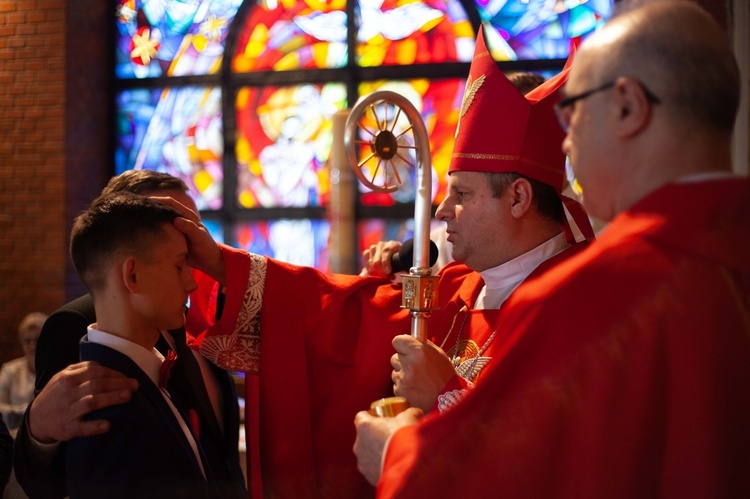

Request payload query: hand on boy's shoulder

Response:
[29,361,138,444]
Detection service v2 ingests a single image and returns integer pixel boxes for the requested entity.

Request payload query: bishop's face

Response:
[435,171,515,272]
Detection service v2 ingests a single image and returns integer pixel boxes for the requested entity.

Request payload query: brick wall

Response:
[0,0,111,366]
[0,0,67,364]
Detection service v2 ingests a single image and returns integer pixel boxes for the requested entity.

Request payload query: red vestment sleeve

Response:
[379,180,750,498]
[186,244,251,348]
[193,248,411,497]
[255,260,409,497]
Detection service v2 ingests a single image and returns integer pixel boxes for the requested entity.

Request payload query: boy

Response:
[66,191,210,498]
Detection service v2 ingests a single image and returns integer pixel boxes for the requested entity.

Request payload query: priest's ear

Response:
[614,76,655,138]
[508,178,534,219]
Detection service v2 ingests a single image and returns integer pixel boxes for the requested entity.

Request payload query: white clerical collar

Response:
[87,325,165,387]
[474,232,569,309]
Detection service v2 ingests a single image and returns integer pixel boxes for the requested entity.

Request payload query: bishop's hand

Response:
[390,334,455,413]
[152,196,227,285]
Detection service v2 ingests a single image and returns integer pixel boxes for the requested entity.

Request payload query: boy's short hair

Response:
[70,192,183,295]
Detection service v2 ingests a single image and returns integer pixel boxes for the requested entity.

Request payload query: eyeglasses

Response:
[555,79,661,131]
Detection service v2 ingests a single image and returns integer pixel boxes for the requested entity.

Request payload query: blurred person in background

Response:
[0,312,47,432]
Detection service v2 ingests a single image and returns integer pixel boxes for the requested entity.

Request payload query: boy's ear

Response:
[121,257,139,293]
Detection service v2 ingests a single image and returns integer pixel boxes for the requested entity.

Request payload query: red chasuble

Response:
[427,241,588,411]
[380,178,750,498]
[188,237,587,498]
[193,255,410,498]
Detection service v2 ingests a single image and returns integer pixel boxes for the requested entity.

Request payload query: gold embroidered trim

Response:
[200,253,266,374]
[452,152,563,176]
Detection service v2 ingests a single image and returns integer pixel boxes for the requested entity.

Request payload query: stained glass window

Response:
[235,83,347,208]
[354,0,475,66]
[355,78,463,206]
[114,0,614,274]
[231,0,348,71]
[480,0,612,60]
[116,0,244,78]
[115,85,224,210]
[235,219,330,270]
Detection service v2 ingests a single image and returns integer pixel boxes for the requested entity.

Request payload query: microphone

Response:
[391,238,439,273]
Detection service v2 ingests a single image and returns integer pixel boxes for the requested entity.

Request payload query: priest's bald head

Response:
[559,0,740,221]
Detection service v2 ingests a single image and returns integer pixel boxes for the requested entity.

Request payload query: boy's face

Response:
[133,223,197,332]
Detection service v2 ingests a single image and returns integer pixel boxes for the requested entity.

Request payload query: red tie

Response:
[159,349,201,437]
[159,349,177,390]
[188,409,201,439]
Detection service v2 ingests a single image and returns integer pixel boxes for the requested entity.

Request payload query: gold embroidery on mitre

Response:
[453,153,520,161]
[455,73,487,138]
[451,152,564,181]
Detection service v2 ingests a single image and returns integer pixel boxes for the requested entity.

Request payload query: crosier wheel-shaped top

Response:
[344,90,431,193]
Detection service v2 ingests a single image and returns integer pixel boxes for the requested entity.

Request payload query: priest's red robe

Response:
[380,178,750,498]
[191,236,586,497]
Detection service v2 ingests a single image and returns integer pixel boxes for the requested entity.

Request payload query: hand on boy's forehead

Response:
[163,223,191,260]
[149,195,201,224]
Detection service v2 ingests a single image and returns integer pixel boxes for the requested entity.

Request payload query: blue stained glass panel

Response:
[116,0,243,78]
[114,85,224,210]
[202,219,225,243]
[476,0,613,60]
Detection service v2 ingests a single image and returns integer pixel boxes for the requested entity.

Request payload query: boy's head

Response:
[70,192,196,331]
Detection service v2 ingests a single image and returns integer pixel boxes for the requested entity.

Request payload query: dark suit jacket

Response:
[13,294,246,499]
[67,339,211,499]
